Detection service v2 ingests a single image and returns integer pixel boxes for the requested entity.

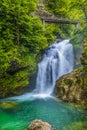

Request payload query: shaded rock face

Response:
[37,3,55,19]
[27,120,54,130]
[0,85,27,99]
[55,69,87,105]
[55,39,87,108]
[81,38,87,70]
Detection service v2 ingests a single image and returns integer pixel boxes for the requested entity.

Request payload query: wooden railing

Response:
[40,17,78,25]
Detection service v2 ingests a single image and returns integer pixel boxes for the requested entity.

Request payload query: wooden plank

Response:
[41,18,78,25]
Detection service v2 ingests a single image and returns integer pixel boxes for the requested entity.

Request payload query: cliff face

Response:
[81,38,87,71]
[55,39,87,108]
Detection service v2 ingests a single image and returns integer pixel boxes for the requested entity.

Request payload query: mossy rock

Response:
[0,101,19,109]
[61,121,87,130]
[55,37,87,109]
[55,68,87,108]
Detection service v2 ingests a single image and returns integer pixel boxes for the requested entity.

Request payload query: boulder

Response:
[55,38,87,109]
[0,101,19,109]
[27,120,54,130]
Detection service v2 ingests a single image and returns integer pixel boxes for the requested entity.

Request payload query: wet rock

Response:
[27,120,54,130]
[55,67,87,108]
[55,69,80,98]
[62,121,87,130]
[55,38,87,109]
[0,101,19,109]
[81,38,87,71]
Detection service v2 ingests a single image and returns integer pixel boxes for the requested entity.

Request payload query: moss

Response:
[0,101,19,110]
[61,121,87,130]
[64,79,72,86]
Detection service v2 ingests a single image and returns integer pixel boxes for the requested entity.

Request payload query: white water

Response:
[33,39,74,96]
[2,39,74,101]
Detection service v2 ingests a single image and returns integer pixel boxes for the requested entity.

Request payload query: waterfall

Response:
[2,40,74,101]
[34,40,74,96]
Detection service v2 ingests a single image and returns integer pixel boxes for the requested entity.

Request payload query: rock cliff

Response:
[55,38,87,108]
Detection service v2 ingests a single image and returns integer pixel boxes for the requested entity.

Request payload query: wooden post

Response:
[76,23,80,28]
[43,19,45,31]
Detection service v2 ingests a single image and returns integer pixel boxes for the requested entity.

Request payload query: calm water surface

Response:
[0,97,87,130]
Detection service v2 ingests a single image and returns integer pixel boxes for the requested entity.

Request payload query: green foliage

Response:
[0,0,48,96]
[45,0,87,40]
[44,0,76,39]
[1,0,87,97]
[45,0,68,17]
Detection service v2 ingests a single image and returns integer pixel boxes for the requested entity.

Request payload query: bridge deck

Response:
[41,17,78,25]
[37,3,78,25]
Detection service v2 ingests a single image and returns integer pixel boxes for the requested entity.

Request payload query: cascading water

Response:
[1,40,87,130]
[3,39,74,101]
[34,39,74,96]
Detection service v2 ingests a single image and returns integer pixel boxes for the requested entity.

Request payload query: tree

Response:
[0,0,48,97]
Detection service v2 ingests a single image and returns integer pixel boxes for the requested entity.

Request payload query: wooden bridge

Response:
[37,3,78,26]
[40,17,78,25]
